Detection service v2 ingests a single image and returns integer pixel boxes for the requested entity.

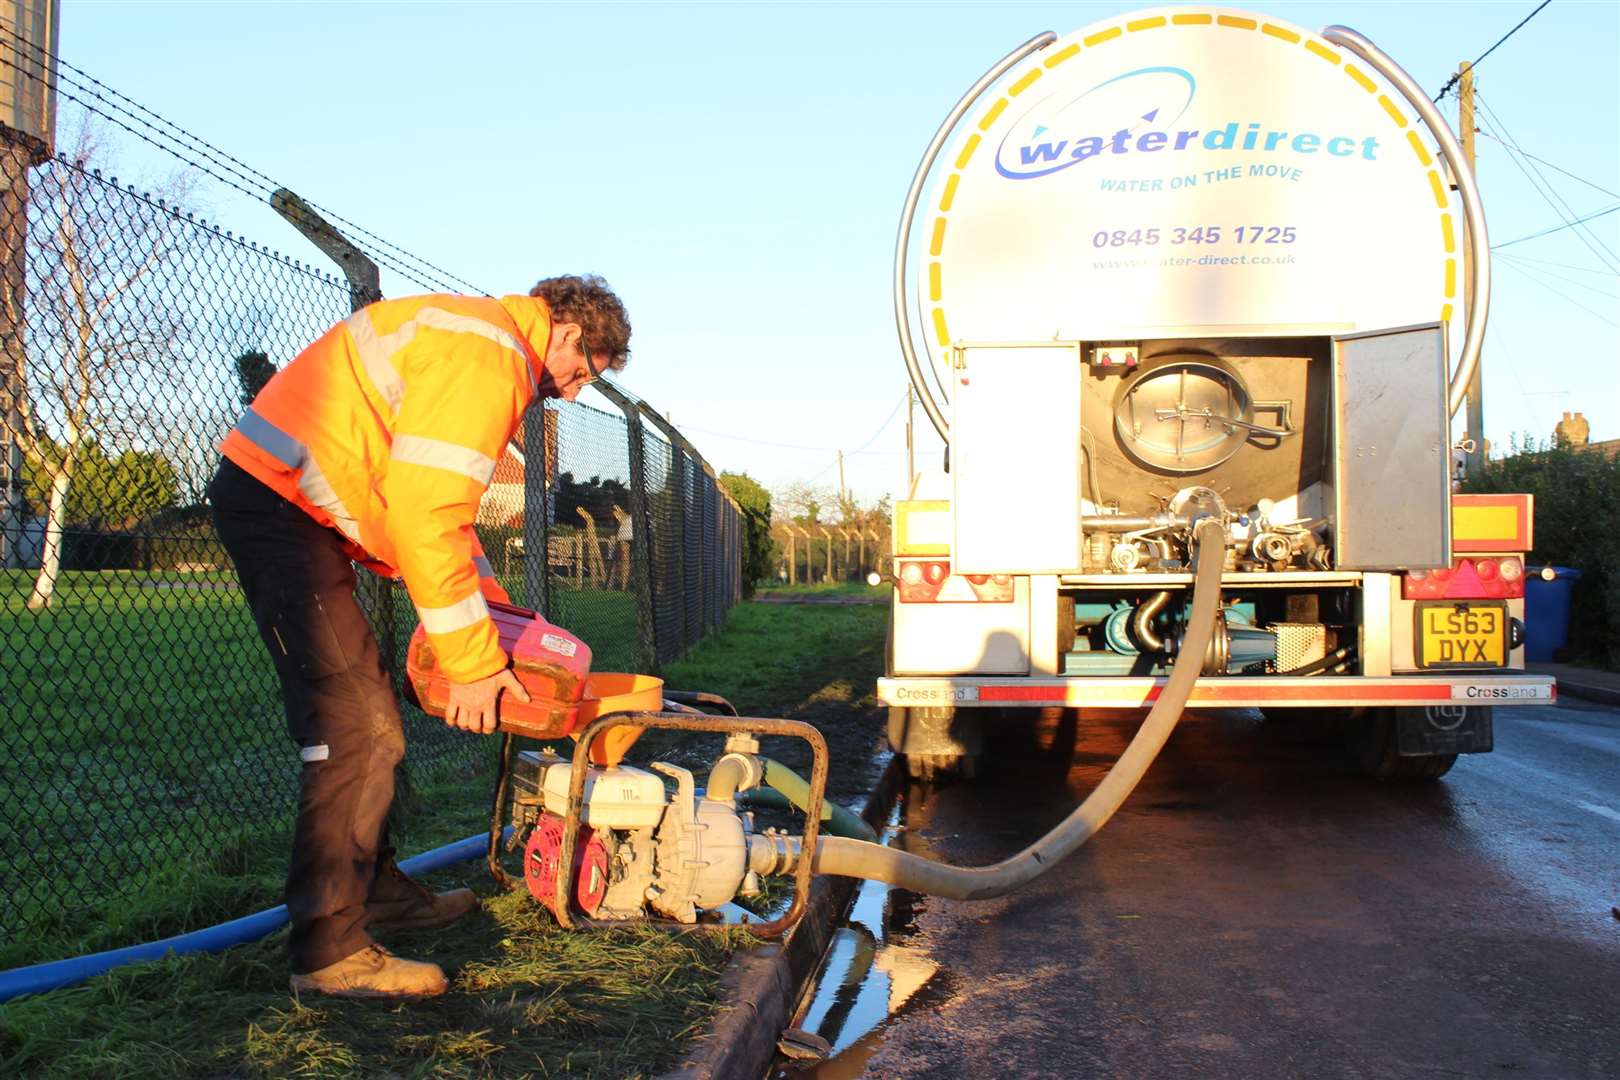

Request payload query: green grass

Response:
[544,586,637,672]
[757,580,889,600]
[649,599,889,802]
[0,874,746,1079]
[0,591,891,1078]
[0,570,483,959]
[0,571,643,961]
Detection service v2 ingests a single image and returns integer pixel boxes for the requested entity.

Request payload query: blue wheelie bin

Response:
[1524,566,1581,662]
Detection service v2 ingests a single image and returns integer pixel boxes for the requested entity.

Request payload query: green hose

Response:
[738,760,879,843]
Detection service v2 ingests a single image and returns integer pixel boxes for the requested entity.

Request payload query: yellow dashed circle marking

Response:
[926,11,1457,345]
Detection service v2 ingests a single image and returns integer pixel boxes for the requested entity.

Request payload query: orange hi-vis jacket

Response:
[221,293,552,684]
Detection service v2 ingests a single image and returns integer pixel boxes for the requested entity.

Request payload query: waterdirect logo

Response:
[994,66,1381,180]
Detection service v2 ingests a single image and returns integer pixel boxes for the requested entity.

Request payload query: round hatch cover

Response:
[1114,358,1254,473]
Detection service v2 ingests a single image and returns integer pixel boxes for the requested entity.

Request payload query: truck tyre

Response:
[888,706,983,783]
[1260,706,1363,745]
[1354,708,1457,781]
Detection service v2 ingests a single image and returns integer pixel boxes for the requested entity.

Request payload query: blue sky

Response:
[63,1,1619,503]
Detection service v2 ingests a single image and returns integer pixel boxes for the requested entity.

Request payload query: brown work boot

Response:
[288,944,448,999]
[366,858,480,934]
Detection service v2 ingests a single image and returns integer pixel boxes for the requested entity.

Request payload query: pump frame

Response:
[485,702,830,939]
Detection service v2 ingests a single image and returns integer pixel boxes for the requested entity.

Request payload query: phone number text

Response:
[1091,225,1298,248]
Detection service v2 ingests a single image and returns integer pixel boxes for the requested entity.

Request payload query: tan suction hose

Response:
[805,519,1227,900]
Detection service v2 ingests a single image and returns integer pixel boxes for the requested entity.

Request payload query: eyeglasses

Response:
[577,339,606,387]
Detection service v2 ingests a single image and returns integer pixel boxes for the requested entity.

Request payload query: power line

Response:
[1474,92,1620,272]
[1497,258,1619,328]
[1476,130,1618,200]
[1482,322,1550,441]
[848,390,908,456]
[1495,253,1619,299]
[0,21,487,295]
[1490,251,1618,277]
[1434,0,1552,101]
[1492,204,1620,250]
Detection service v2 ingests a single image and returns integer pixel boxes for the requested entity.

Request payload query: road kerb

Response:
[657,754,902,1080]
[1551,676,1620,708]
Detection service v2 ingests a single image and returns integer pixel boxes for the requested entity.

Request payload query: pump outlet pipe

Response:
[765,519,1226,900]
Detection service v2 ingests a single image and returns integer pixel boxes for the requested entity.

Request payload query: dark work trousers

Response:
[208,457,404,974]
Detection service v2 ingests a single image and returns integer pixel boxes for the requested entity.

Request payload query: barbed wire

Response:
[0,20,488,296]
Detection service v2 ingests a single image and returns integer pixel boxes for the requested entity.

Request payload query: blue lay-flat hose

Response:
[0,829,508,1003]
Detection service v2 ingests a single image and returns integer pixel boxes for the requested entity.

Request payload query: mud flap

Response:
[888,706,984,780]
[1394,705,1493,757]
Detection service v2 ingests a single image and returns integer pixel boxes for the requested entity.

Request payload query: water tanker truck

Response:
[448,6,1561,934]
[878,5,1557,781]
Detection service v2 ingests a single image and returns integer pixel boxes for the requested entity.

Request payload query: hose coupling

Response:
[748,828,803,876]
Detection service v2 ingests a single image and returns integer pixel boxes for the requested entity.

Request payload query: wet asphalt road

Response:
[792,699,1620,1079]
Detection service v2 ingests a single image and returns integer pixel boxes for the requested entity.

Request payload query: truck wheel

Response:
[1260,706,1363,745]
[888,706,983,783]
[1354,708,1457,781]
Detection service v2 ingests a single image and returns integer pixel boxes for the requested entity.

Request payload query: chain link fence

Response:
[0,135,740,954]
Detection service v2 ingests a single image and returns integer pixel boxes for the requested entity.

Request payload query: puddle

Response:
[768,796,955,1079]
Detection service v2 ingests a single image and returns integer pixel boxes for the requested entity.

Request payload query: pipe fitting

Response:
[1132,590,1173,653]
[705,752,763,804]
[1252,532,1293,564]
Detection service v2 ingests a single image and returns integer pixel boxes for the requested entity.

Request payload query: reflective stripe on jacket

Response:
[221,293,551,683]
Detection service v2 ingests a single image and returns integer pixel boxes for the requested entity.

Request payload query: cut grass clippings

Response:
[1,593,889,1078]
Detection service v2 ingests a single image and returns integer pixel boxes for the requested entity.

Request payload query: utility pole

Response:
[1459,60,1485,479]
[905,387,915,493]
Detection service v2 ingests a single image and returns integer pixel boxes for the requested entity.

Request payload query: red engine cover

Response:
[405,600,593,737]
[524,811,608,917]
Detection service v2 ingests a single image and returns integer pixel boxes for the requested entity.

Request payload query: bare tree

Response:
[774,479,832,526]
[2,126,191,609]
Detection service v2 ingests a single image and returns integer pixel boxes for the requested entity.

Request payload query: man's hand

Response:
[444,669,530,735]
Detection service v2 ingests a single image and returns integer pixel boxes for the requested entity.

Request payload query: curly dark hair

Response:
[528,274,631,370]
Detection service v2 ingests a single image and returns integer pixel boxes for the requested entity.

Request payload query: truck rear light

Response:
[895,561,1015,603]
[1402,558,1524,600]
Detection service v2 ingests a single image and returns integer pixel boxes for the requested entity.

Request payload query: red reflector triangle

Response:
[1445,560,1486,598]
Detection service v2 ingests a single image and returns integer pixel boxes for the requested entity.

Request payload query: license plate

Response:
[1415,601,1507,668]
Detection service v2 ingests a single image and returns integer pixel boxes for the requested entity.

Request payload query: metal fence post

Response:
[594,383,657,673]
[268,189,399,659]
